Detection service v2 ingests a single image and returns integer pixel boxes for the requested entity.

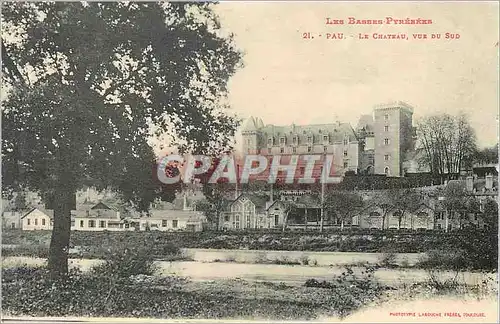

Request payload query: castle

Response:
[241,101,417,177]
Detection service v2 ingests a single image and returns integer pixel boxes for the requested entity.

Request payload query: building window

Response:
[307,146,312,153]
[11,223,15,229]
[267,138,272,145]
[42,219,45,226]
[323,146,328,152]
[162,220,167,227]
[384,138,390,145]
[384,114,389,120]
[279,137,285,144]
[384,125,389,132]
[323,135,328,141]
[80,220,84,227]
[384,154,390,161]
[292,136,297,143]
[88,220,95,228]
[99,220,106,228]
[275,214,279,226]
[343,162,348,168]
[172,220,178,228]
[292,147,296,153]
[307,136,313,143]
[343,138,348,146]
[267,148,271,154]
[384,167,390,175]
[299,167,305,175]
[280,147,284,153]
[27,219,31,225]
[343,150,348,157]
[71,220,75,227]
[34,219,38,226]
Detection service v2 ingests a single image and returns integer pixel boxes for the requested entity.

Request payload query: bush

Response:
[304,265,386,318]
[378,252,398,268]
[417,249,467,271]
[90,246,158,279]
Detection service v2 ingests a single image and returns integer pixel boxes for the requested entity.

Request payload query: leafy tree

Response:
[473,144,499,165]
[370,190,397,230]
[390,188,422,230]
[482,199,498,231]
[323,190,364,231]
[441,181,475,231]
[1,2,242,278]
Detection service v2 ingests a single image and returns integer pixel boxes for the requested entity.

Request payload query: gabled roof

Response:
[21,207,54,220]
[91,202,112,210]
[230,193,270,212]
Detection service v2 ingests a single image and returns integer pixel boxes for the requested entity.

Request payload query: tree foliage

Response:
[323,190,364,230]
[416,113,477,182]
[1,2,242,277]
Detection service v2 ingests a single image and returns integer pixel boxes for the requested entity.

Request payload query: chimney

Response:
[485,174,493,190]
[466,176,473,192]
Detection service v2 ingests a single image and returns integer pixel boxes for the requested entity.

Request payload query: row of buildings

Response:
[219,174,497,231]
[3,173,497,232]
[2,192,207,232]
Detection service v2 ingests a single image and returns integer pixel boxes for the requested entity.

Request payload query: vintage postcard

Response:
[1,1,499,323]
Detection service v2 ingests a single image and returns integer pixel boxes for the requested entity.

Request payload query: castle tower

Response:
[373,101,415,177]
[241,116,263,154]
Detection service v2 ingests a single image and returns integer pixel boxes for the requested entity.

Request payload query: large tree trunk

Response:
[48,185,74,279]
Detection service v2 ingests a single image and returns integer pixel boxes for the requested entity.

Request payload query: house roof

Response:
[230,193,270,212]
[21,207,54,220]
[295,194,321,208]
[259,122,358,143]
[72,209,118,219]
[145,210,205,222]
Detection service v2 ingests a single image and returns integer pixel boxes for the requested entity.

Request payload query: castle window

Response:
[280,148,284,153]
[384,126,389,132]
[323,135,328,141]
[292,147,296,153]
[384,138,390,145]
[279,137,285,144]
[307,146,312,153]
[384,167,390,175]
[319,129,322,134]
[384,154,390,161]
[384,114,389,120]
[307,136,313,143]
[324,146,328,152]
[343,138,348,146]
[343,162,348,168]
[292,136,297,143]
[343,150,348,157]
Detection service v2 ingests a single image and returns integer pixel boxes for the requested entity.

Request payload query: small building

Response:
[220,193,269,230]
[21,207,54,231]
[138,210,205,232]
[71,202,127,231]
[2,211,24,229]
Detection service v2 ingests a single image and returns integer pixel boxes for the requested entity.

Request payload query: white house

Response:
[137,210,205,232]
[71,202,132,231]
[21,207,54,231]
[2,211,24,229]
